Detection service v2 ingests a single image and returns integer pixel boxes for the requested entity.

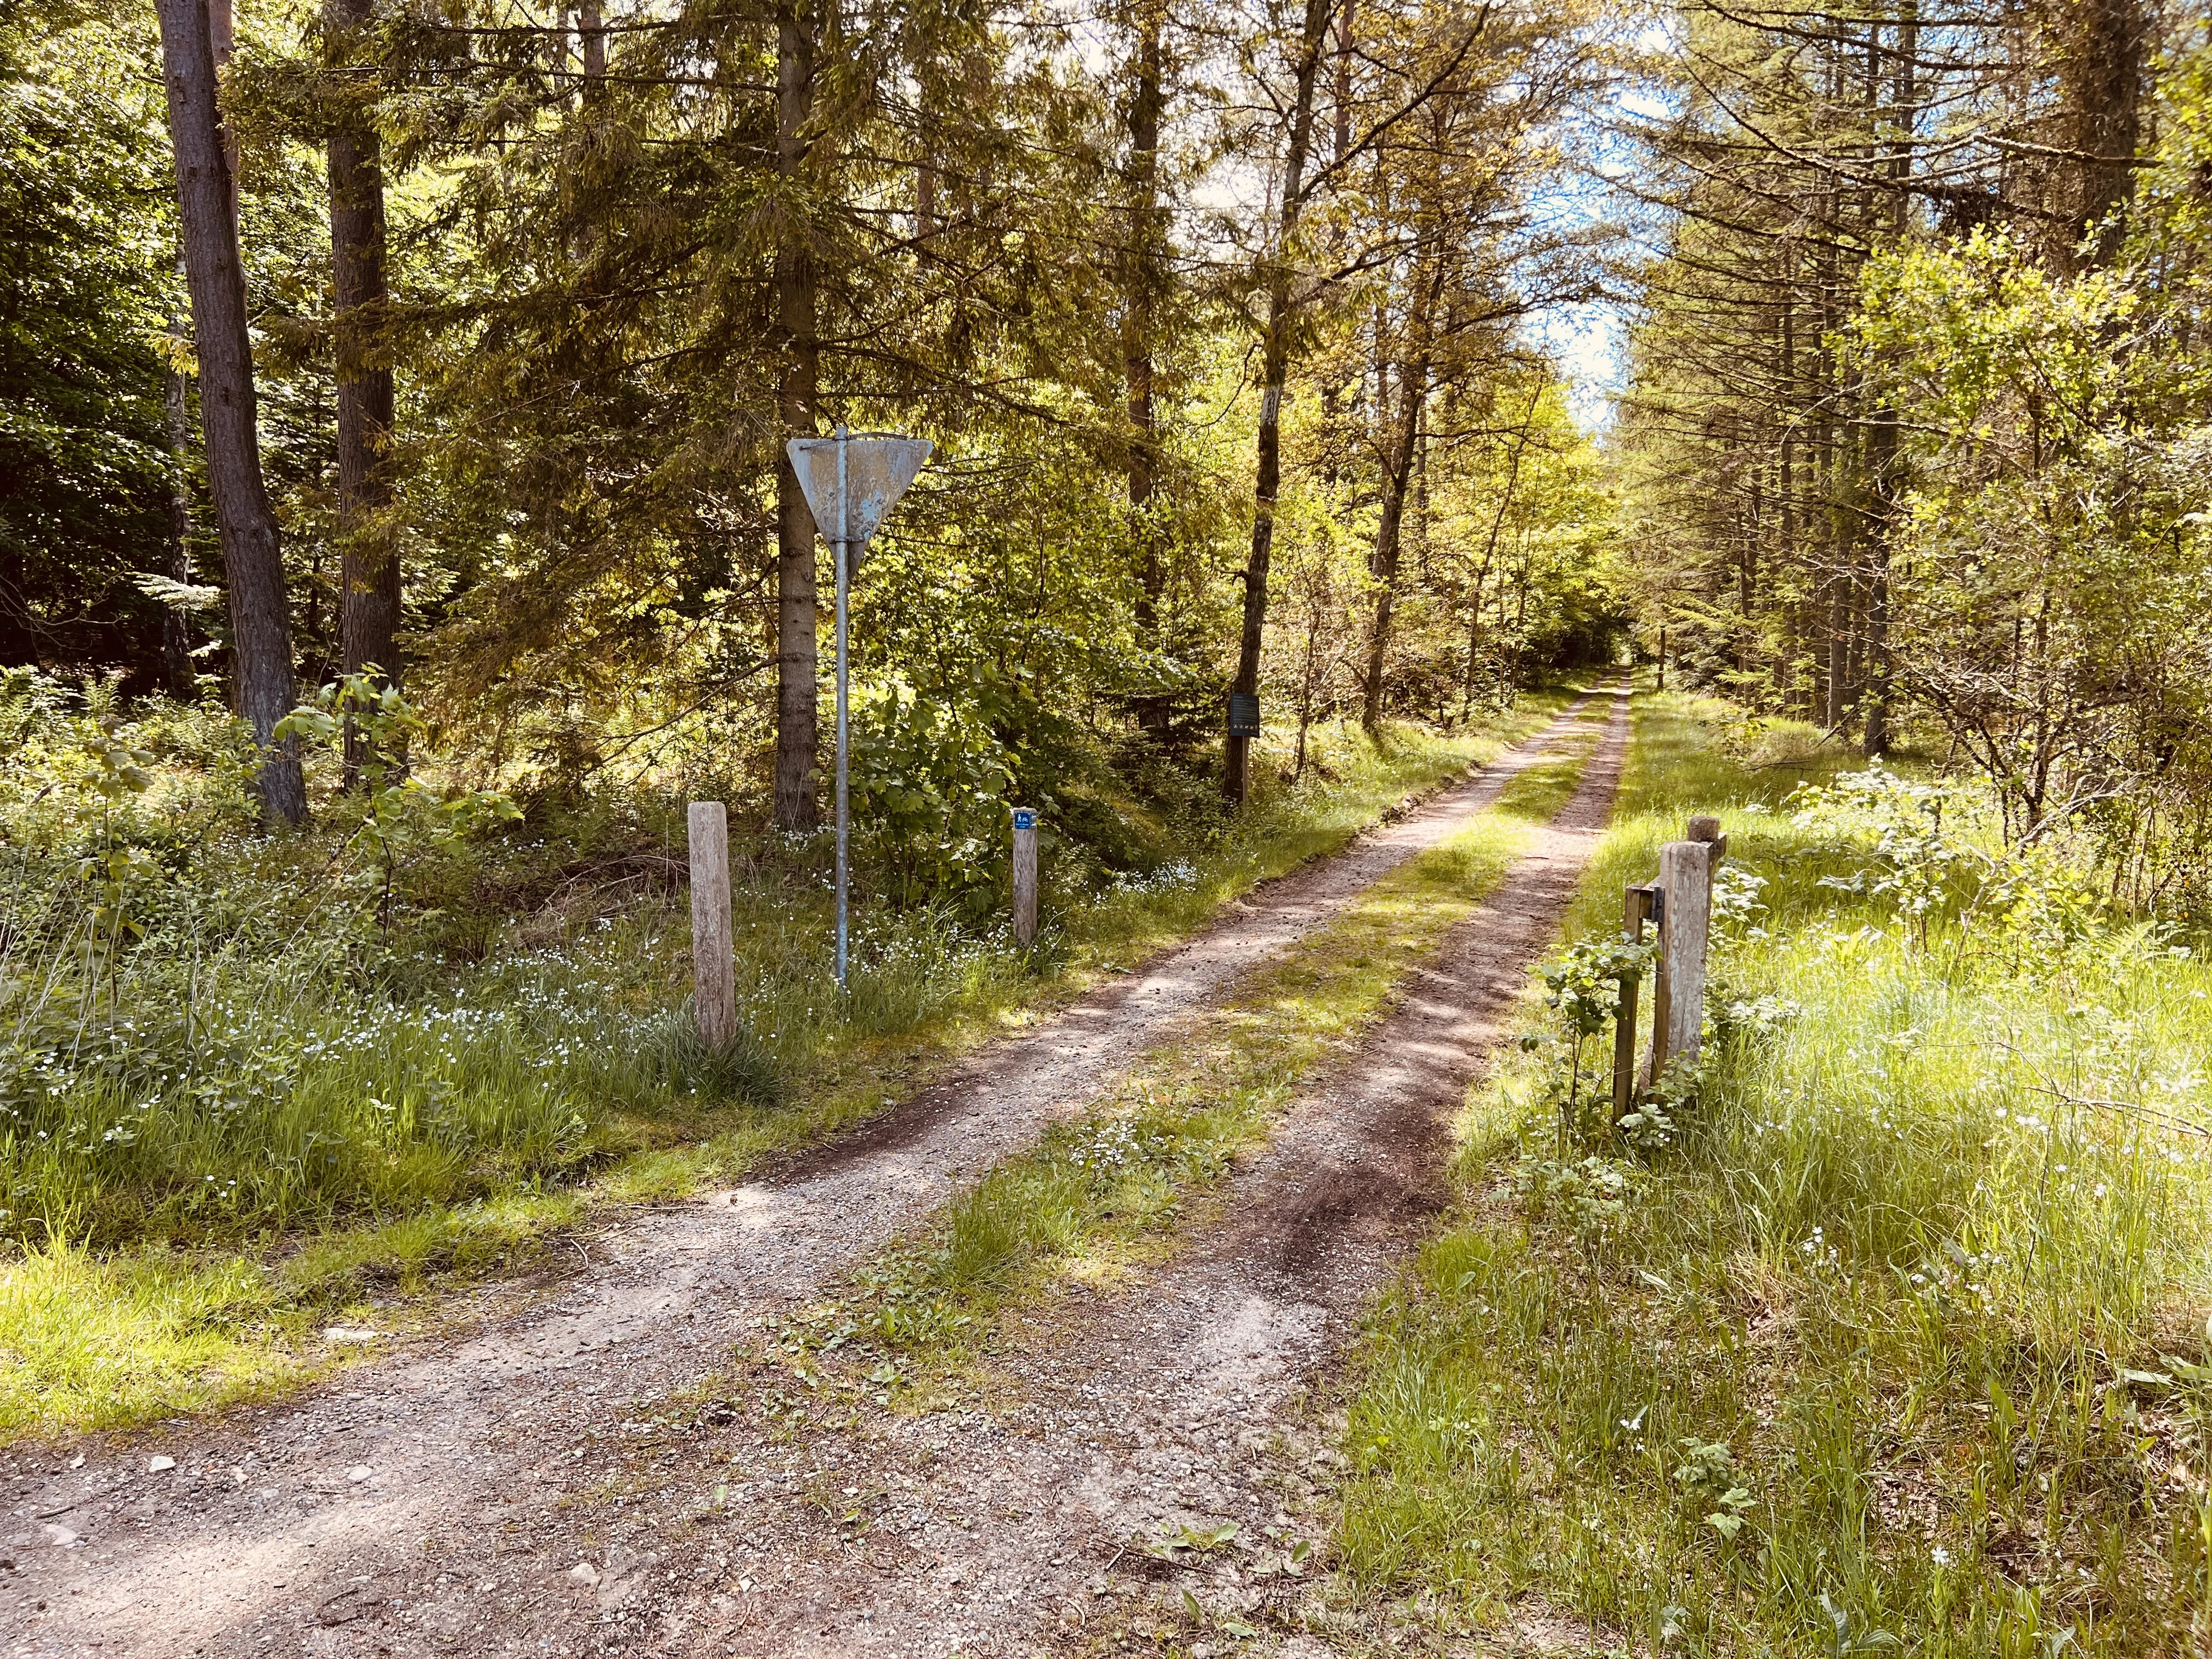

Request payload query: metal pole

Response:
[834,424,850,990]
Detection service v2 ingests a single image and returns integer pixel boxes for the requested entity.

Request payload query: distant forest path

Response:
[5,690,1626,1659]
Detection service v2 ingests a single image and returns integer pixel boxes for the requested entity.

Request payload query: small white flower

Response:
[1930,1546,1951,1567]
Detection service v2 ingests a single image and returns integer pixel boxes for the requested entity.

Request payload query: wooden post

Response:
[1012,808,1039,947]
[1611,885,1654,1126]
[1645,816,1726,1084]
[688,801,736,1048]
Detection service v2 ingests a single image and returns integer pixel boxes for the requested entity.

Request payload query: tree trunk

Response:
[579,0,607,94]
[1226,0,1333,804]
[1862,1,1915,757]
[2059,0,2145,266]
[155,0,304,823]
[772,5,822,831]
[1331,0,1354,164]
[1360,340,1430,733]
[161,302,199,699]
[1126,0,1168,738]
[326,0,400,782]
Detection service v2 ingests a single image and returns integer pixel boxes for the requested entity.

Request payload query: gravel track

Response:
[665,686,1632,1657]
[1,697,1611,1658]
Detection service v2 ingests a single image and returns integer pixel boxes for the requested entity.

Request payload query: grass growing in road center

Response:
[769,711,1613,1389]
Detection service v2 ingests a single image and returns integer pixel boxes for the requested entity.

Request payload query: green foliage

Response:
[1622,23,2212,909]
[276,674,522,921]
[1535,931,1655,1151]
[849,673,1020,909]
[0,1,180,670]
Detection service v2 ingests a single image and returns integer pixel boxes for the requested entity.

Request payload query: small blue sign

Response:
[1012,808,1037,831]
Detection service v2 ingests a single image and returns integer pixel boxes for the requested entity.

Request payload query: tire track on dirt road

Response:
[641,686,1630,1658]
[2,696,1611,1658]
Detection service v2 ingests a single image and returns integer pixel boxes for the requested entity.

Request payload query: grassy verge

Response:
[1334,691,2212,1656]
[0,698,1581,1440]
[761,711,1611,1403]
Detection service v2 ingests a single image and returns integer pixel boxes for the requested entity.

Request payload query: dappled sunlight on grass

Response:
[1337,689,2212,1657]
[0,1238,294,1437]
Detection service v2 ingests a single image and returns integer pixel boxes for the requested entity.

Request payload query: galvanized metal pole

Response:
[834,424,850,990]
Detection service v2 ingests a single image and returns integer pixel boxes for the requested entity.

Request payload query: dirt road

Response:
[2,691,1623,1658]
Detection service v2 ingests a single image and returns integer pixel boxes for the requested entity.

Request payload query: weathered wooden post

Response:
[687,801,736,1049]
[1611,884,1655,1127]
[1012,807,1039,947]
[1644,815,1725,1086]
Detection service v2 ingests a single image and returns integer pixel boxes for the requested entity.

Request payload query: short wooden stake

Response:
[1012,808,1039,947]
[687,801,736,1049]
[1645,816,1725,1085]
[1611,885,1654,1127]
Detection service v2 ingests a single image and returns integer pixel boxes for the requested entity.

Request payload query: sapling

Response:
[1541,934,1656,1152]
[276,675,520,930]
[74,715,159,1003]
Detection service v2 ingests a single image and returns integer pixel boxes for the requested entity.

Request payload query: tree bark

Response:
[1225,0,1333,804]
[161,301,199,699]
[1861,0,1916,755]
[1125,0,1168,737]
[579,0,607,94]
[155,0,305,823]
[325,0,400,783]
[1331,0,1355,165]
[2058,0,2145,266]
[772,3,822,831]
[1360,312,1432,733]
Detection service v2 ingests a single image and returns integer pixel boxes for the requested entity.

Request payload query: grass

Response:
[0,693,1579,1439]
[769,705,1613,1393]
[1334,690,2212,1657]
[0,1192,585,1436]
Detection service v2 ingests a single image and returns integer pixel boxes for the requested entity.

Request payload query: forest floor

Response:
[1,690,1628,1659]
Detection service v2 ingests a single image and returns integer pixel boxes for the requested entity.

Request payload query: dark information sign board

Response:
[1226,692,1261,737]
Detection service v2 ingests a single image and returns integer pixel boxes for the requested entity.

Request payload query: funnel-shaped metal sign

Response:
[786,433,933,565]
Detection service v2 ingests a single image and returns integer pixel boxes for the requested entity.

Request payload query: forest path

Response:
[664,687,1629,1657]
[3,693,1615,1659]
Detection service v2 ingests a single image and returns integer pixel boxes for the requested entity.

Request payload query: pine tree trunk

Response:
[155,0,304,823]
[161,308,199,699]
[1226,0,1333,804]
[2060,0,2145,266]
[1361,342,1430,733]
[579,0,607,93]
[326,0,400,783]
[1862,0,1915,757]
[772,7,821,831]
[1126,0,1168,738]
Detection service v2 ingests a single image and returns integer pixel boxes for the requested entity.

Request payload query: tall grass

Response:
[1336,691,2212,1657]
[0,672,1578,1434]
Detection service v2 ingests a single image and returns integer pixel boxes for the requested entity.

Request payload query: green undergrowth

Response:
[1335,690,2212,1656]
[759,712,1610,1404]
[0,694,1578,1440]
